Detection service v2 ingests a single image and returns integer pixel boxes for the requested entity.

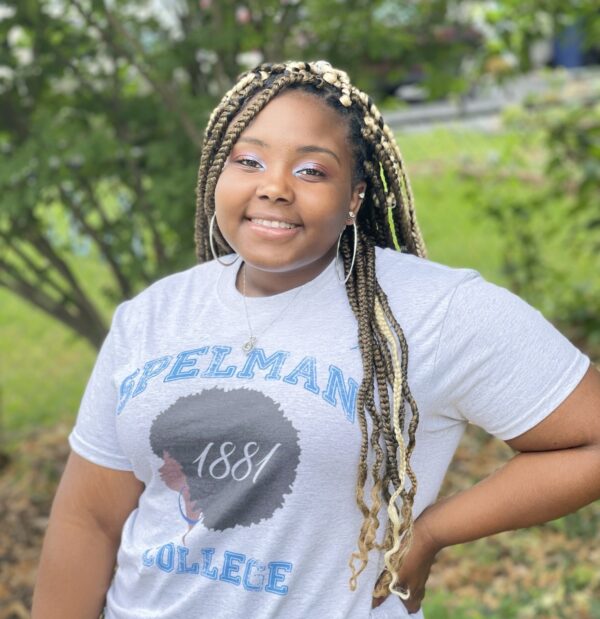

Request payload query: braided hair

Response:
[194,60,427,600]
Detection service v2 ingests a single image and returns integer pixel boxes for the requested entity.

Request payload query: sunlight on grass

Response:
[0,254,113,442]
[0,288,96,438]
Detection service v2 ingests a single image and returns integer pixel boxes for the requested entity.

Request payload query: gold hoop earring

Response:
[209,213,238,267]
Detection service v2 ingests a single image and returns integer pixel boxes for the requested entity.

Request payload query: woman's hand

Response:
[371,508,442,613]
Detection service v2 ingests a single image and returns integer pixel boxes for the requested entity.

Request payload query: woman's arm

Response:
[421,363,600,547]
[32,451,144,619]
[375,364,600,613]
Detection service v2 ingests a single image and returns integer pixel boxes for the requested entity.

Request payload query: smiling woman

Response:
[33,61,600,619]
[214,90,363,295]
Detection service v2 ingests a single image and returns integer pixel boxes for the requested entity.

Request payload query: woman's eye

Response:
[296,167,325,177]
[236,158,262,169]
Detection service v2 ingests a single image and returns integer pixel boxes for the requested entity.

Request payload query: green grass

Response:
[0,286,97,438]
[398,127,520,283]
[0,253,114,443]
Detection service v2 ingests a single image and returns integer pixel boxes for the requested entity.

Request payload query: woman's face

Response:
[214,90,364,291]
[158,450,185,492]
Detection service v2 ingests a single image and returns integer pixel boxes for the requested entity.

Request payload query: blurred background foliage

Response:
[1,0,598,347]
[465,85,600,359]
[0,0,496,348]
[1,1,599,617]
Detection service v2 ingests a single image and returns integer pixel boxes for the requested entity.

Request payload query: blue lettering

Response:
[164,347,209,382]
[242,559,266,592]
[156,543,175,573]
[142,548,154,567]
[202,346,236,378]
[282,356,320,394]
[117,368,139,414]
[128,344,359,425]
[219,551,246,585]
[322,365,358,422]
[132,356,172,397]
[237,348,289,380]
[265,561,293,595]
[177,545,200,574]
[200,548,218,580]
[140,545,292,594]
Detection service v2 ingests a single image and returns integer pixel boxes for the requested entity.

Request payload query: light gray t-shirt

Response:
[69,247,590,619]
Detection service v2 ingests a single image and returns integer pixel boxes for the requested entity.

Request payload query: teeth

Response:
[251,218,298,229]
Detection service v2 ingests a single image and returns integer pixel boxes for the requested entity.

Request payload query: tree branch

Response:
[69,0,203,149]
[58,183,133,297]
[106,64,168,269]
[0,258,105,349]
[0,231,73,303]
[24,223,107,343]
[265,4,301,61]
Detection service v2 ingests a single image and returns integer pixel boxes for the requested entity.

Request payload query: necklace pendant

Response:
[242,336,257,354]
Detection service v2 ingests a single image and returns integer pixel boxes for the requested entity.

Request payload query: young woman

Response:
[33,60,600,619]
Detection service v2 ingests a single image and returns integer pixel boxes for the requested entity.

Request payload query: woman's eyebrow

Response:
[237,137,340,164]
[237,137,267,147]
[297,145,340,164]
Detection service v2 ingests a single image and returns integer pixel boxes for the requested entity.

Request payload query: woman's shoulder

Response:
[116,259,222,320]
[375,246,480,298]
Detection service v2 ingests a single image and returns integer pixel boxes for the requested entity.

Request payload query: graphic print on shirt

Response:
[149,387,301,532]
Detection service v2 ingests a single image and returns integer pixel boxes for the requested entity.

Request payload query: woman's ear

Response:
[348,181,367,224]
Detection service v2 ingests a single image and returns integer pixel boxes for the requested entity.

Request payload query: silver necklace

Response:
[240,264,304,354]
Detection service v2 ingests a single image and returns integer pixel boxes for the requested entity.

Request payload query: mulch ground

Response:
[1,424,598,619]
[0,424,70,619]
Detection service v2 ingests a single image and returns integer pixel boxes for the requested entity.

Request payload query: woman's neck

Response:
[235,249,336,297]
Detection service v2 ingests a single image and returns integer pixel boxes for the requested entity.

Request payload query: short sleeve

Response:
[432,272,591,440]
[69,302,134,470]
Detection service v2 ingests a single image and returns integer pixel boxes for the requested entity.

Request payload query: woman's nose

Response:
[256,167,294,203]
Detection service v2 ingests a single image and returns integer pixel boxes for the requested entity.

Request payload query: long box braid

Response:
[194,60,427,600]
